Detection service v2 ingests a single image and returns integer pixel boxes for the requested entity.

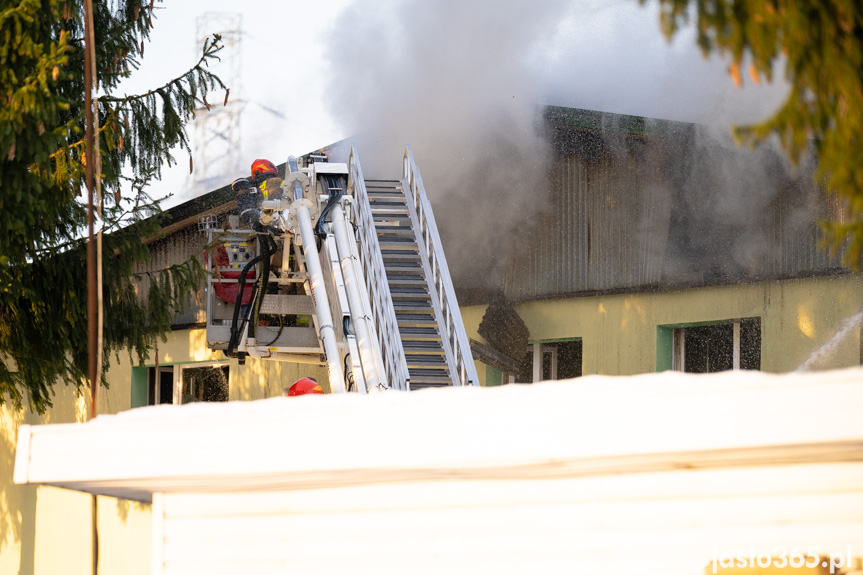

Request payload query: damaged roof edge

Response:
[543,105,696,139]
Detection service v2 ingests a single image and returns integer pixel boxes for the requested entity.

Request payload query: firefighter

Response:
[285,377,323,396]
[232,177,258,227]
[250,158,283,201]
[232,159,284,226]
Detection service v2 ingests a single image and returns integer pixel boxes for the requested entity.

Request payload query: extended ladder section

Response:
[204,146,479,393]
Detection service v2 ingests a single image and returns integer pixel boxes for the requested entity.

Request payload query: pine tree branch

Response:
[101,35,225,105]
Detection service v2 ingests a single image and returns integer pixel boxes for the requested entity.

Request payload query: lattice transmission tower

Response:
[191,13,243,193]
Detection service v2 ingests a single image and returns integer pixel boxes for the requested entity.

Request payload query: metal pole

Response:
[91,28,103,416]
[296,207,346,393]
[289,156,304,201]
[83,0,97,418]
[83,3,99,571]
[283,157,345,392]
[330,203,384,391]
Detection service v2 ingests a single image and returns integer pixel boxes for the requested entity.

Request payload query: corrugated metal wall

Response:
[502,118,845,301]
[136,226,210,326]
[508,150,673,298]
[765,180,844,277]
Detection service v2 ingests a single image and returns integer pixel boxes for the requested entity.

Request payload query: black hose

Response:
[344,353,355,392]
[227,254,264,357]
[314,175,345,237]
[233,283,258,356]
[262,316,284,346]
[248,234,272,340]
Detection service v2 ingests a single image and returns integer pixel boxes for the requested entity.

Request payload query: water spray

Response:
[796,308,863,372]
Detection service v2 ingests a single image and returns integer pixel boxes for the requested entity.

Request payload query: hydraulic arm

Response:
[204,148,480,393]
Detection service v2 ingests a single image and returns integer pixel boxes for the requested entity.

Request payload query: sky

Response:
[127,0,790,208]
[122,0,353,203]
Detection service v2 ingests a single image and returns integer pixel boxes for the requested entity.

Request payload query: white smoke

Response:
[322,0,791,288]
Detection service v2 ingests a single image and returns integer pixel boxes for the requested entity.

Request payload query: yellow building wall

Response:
[143,327,329,401]
[465,275,863,384]
[1,327,328,575]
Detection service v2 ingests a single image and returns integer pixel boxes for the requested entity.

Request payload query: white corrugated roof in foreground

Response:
[14,367,863,502]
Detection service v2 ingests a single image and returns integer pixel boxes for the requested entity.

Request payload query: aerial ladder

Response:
[204,146,479,393]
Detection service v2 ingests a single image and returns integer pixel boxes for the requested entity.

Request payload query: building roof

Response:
[544,105,693,139]
[14,367,863,502]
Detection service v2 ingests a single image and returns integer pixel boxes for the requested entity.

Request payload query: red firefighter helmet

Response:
[251,159,278,181]
[287,377,323,396]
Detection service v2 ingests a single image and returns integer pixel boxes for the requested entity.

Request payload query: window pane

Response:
[542,351,554,380]
[557,341,583,379]
[676,318,761,373]
[181,366,229,404]
[159,369,173,405]
[684,324,733,373]
[147,369,156,406]
[741,318,761,370]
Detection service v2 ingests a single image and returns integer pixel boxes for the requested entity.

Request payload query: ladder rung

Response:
[385,271,424,281]
[397,316,437,328]
[398,326,441,340]
[374,220,409,229]
[373,217,411,226]
[389,284,428,292]
[373,208,409,214]
[388,272,425,281]
[390,290,430,301]
[407,361,449,370]
[409,371,452,383]
[409,367,451,376]
[369,199,407,209]
[376,225,413,233]
[381,252,420,263]
[406,354,448,364]
[370,207,409,215]
[387,277,428,287]
[392,300,432,312]
[377,234,416,242]
[366,191,402,197]
[409,382,452,390]
[384,261,422,270]
[378,240,418,251]
[365,180,401,188]
[402,340,445,352]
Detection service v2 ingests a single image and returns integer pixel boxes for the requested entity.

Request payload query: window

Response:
[511,340,582,383]
[180,365,229,403]
[133,363,229,408]
[670,318,760,372]
[148,366,175,405]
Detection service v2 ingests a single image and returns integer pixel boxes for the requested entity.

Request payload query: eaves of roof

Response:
[543,105,694,139]
[147,139,353,243]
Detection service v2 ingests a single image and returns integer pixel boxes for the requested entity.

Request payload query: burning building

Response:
[462,106,860,383]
